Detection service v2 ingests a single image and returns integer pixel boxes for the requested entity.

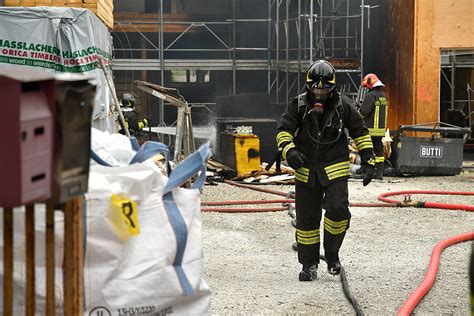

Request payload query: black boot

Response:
[325,252,341,275]
[374,163,384,180]
[299,264,318,281]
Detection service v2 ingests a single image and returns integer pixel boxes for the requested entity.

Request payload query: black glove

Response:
[359,163,375,186]
[286,148,306,170]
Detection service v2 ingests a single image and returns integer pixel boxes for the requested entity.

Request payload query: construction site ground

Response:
[200,171,474,315]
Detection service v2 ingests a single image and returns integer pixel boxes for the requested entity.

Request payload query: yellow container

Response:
[232,134,261,176]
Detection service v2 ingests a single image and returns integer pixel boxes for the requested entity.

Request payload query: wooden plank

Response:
[51,0,67,5]
[432,0,474,48]
[19,0,36,5]
[45,200,56,316]
[3,207,13,316]
[63,197,84,316]
[35,0,52,5]
[25,204,36,316]
[4,0,20,5]
[413,0,439,126]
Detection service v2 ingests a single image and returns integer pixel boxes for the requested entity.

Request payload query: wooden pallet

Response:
[3,0,114,29]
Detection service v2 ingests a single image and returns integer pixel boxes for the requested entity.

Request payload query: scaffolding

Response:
[440,50,474,137]
[112,0,365,126]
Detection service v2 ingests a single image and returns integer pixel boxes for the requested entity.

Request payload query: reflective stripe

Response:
[296,228,320,245]
[368,158,375,166]
[324,161,348,173]
[327,169,350,180]
[374,104,380,130]
[375,156,385,163]
[354,135,374,150]
[324,217,348,235]
[297,167,310,175]
[368,128,386,136]
[277,131,294,147]
[296,236,320,245]
[324,161,350,181]
[296,228,319,237]
[282,143,295,160]
[324,217,348,227]
[295,172,309,182]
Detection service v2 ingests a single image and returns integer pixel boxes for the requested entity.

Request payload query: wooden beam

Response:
[432,0,474,48]
[25,204,36,316]
[63,197,84,316]
[114,12,197,33]
[45,200,56,316]
[414,0,439,125]
[3,207,13,316]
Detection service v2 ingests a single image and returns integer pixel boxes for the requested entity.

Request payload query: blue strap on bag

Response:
[162,142,211,295]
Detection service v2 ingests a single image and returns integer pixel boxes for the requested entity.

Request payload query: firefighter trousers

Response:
[371,135,385,173]
[295,178,350,267]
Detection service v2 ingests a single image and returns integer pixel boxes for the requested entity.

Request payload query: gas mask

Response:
[308,83,331,104]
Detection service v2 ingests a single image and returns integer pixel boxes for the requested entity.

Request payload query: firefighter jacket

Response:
[359,87,388,136]
[118,107,148,136]
[277,91,374,187]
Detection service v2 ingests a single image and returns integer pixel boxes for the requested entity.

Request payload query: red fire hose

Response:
[398,231,474,315]
[201,180,395,213]
[378,190,474,211]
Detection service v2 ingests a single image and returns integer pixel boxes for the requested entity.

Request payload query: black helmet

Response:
[121,93,136,107]
[305,60,336,102]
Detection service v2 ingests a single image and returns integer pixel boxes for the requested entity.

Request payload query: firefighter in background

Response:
[276,60,375,281]
[118,93,148,136]
[358,73,388,180]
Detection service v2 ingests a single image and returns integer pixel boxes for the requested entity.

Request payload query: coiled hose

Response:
[203,180,474,315]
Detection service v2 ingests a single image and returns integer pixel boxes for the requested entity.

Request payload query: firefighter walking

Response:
[358,73,389,180]
[276,60,375,281]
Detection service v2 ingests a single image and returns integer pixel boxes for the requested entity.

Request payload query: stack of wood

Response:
[4,0,114,29]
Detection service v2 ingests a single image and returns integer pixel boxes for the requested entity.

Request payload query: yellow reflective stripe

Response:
[368,128,386,136]
[278,137,293,147]
[296,229,320,237]
[325,161,350,180]
[367,158,375,166]
[327,170,350,180]
[324,217,348,228]
[328,73,336,84]
[324,226,347,235]
[374,105,380,129]
[306,70,312,82]
[375,156,385,163]
[295,173,309,182]
[324,217,348,235]
[355,134,374,150]
[282,143,295,160]
[324,161,349,173]
[277,131,294,147]
[353,135,371,146]
[297,167,310,175]
[296,236,320,245]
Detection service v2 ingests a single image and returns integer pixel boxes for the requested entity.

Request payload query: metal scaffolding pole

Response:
[159,0,165,126]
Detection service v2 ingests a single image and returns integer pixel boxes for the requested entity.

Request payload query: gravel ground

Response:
[200,174,474,315]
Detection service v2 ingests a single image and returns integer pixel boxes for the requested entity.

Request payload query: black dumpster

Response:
[391,123,471,176]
